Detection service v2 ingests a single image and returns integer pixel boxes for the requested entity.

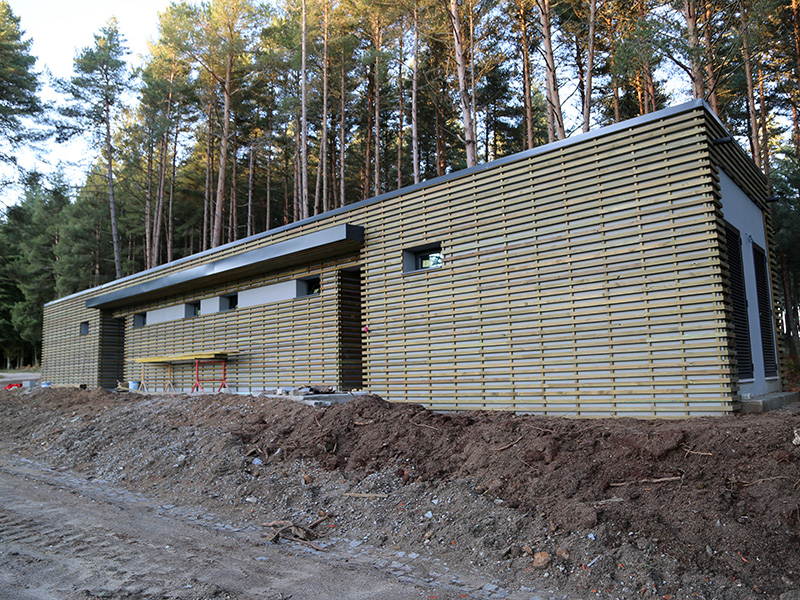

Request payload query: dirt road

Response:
[3,387,800,599]
[0,455,536,600]
[0,456,564,600]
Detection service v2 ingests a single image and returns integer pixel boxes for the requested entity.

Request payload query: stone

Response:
[532,551,551,569]
[501,545,522,559]
[556,548,569,560]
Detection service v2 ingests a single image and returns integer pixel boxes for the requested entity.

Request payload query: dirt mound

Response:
[1,388,799,599]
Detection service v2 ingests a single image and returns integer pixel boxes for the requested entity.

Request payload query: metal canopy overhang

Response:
[86,224,365,310]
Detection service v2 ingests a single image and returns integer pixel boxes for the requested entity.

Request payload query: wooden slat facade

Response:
[42,101,779,417]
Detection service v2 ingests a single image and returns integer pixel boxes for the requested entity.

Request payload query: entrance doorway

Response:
[339,268,363,390]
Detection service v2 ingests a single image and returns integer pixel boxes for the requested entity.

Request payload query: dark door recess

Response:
[724,222,754,380]
[339,268,363,390]
[752,243,777,377]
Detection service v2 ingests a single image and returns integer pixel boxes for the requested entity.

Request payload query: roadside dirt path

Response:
[0,455,523,600]
[2,387,800,599]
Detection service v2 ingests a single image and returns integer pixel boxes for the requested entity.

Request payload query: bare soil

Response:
[1,387,799,600]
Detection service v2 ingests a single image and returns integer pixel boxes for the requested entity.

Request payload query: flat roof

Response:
[86,224,364,309]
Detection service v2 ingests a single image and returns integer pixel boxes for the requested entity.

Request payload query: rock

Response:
[793,428,800,446]
[779,591,800,600]
[556,548,569,560]
[532,551,551,569]
[501,545,522,559]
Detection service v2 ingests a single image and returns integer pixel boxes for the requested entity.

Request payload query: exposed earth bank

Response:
[1,387,799,599]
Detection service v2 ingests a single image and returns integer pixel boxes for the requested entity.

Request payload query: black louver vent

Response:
[752,243,778,377]
[724,222,753,380]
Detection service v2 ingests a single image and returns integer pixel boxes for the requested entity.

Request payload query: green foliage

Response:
[54,169,117,297]
[57,18,130,144]
[0,171,69,365]
[0,1,43,164]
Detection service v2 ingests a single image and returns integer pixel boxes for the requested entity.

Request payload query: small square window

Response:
[221,293,238,311]
[133,313,147,328]
[298,276,321,297]
[185,302,200,318]
[403,242,443,273]
[79,321,89,336]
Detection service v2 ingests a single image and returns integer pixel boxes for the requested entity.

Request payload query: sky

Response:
[2,0,174,210]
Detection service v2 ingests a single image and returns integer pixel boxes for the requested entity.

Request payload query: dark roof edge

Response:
[85,224,364,309]
[48,100,717,308]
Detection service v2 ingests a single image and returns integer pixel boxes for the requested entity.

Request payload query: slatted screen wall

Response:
[42,103,774,416]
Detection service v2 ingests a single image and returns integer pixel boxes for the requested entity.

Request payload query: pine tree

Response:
[0,1,43,166]
[58,19,130,279]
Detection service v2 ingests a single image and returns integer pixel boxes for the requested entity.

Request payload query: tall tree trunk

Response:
[792,0,800,147]
[739,2,762,169]
[364,63,374,200]
[397,16,404,190]
[603,10,622,122]
[759,68,769,181]
[203,101,213,251]
[283,152,290,225]
[412,0,421,183]
[468,0,477,149]
[583,0,596,133]
[538,0,566,140]
[301,0,309,220]
[248,144,255,237]
[167,126,177,263]
[294,116,301,221]
[144,144,153,269]
[321,0,330,211]
[266,125,273,230]
[435,92,445,176]
[105,103,122,279]
[152,133,168,266]
[212,55,233,247]
[373,21,382,197]
[782,253,799,355]
[152,71,174,267]
[792,103,800,161]
[340,56,347,207]
[518,1,536,146]
[703,0,719,112]
[448,0,478,166]
[685,0,705,99]
[229,131,238,242]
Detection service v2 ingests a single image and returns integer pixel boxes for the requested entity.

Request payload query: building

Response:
[41,100,781,417]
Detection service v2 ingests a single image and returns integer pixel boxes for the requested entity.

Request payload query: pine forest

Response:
[1,0,800,367]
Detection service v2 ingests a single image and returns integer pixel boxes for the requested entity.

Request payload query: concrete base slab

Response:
[290,391,367,407]
[253,389,368,407]
[737,391,800,414]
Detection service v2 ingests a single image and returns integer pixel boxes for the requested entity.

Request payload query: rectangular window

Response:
[753,243,778,377]
[724,222,753,380]
[403,242,443,273]
[221,293,238,311]
[185,302,201,318]
[297,276,321,297]
[133,313,147,329]
[79,321,89,336]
